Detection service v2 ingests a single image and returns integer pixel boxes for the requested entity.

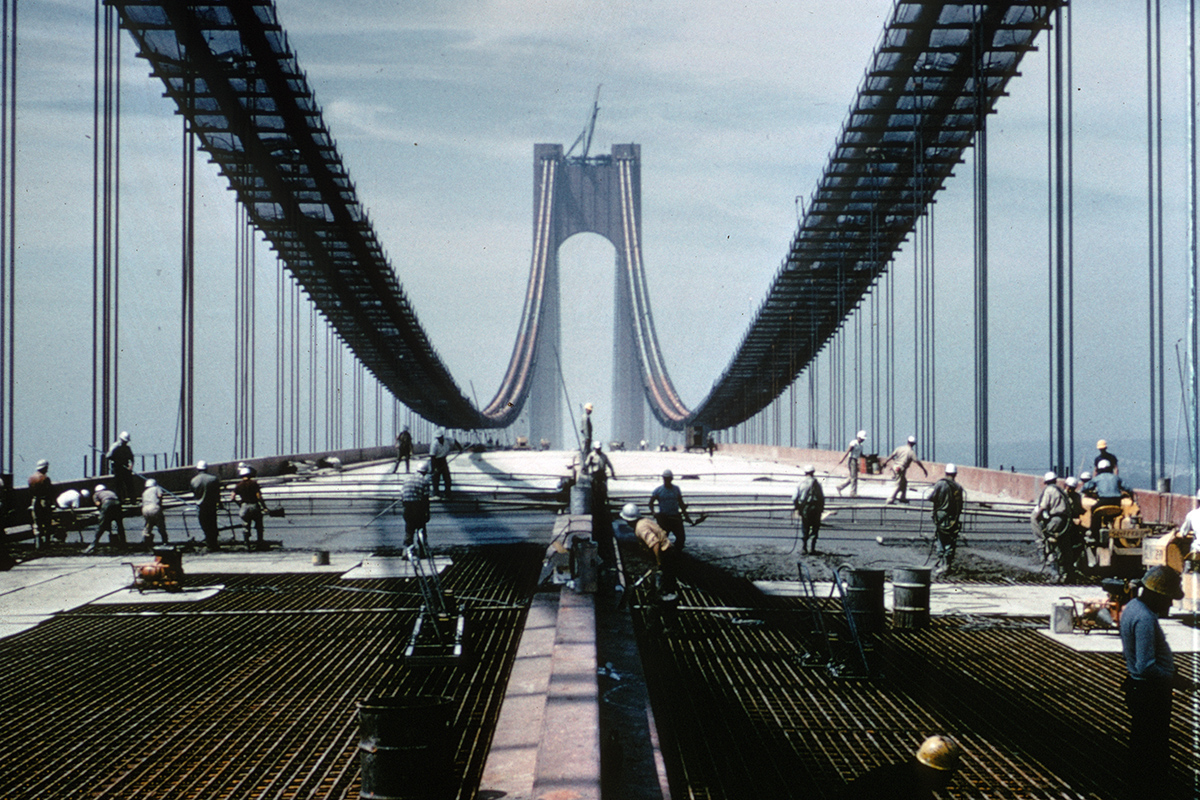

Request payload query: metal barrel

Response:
[892,566,932,630]
[842,568,886,634]
[358,695,454,800]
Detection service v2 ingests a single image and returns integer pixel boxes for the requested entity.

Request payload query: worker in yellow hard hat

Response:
[834,734,962,798]
[1119,565,1196,790]
[1093,439,1118,474]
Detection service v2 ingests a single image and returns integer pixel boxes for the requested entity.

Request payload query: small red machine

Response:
[129,546,184,593]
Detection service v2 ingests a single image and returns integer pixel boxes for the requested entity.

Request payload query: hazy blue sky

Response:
[8,1,1196,486]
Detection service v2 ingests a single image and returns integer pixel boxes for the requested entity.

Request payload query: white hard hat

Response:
[95,484,106,492]
[1043,471,1057,483]
[803,464,815,474]
[1097,459,1111,470]
[119,431,130,442]
[1065,477,1079,488]
[620,502,639,522]
[145,478,156,488]
[196,460,207,471]
[1080,471,1091,481]
[907,435,916,444]
[584,403,593,412]
[662,469,673,479]
[857,430,867,440]
[945,463,957,474]
[80,488,90,497]
[593,441,602,450]
[435,429,445,438]
[238,466,251,476]
[35,459,49,471]
[417,461,430,473]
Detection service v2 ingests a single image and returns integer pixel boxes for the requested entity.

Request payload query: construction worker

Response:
[1094,439,1118,474]
[105,430,136,503]
[836,430,867,497]
[84,483,126,553]
[429,430,458,496]
[141,478,168,545]
[28,459,55,548]
[620,502,678,596]
[580,403,594,455]
[649,469,694,550]
[792,465,825,555]
[1059,477,1086,583]
[401,462,431,555]
[230,466,266,550]
[1119,566,1196,789]
[1032,472,1072,582]
[190,460,221,552]
[929,464,964,575]
[1081,459,1132,546]
[835,734,962,799]
[391,426,413,474]
[54,487,91,542]
[583,441,617,562]
[882,435,927,505]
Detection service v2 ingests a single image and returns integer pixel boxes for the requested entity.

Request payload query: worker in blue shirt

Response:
[1119,566,1195,790]
[649,469,694,550]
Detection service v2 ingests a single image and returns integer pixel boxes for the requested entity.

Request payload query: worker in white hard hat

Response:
[105,430,136,504]
[620,502,679,597]
[835,430,868,497]
[792,465,825,555]
[1175,490,1200,575]
[649,469,695,550]
[401,462,432,556]
[190,460,222,552]
[230,466,266,550]
[882,435,927,505]
[835,734,962,798]
[141,478,168,545]
[1031,472,1073,582]
[84,483,126,554]
[429,430,459,496]
[1080,459,1133,549]
[52,487,90,544]
[928,464,964,575]
[1093,438,1118,475]
[1120,565,1196,789]
[28,459,55,548]
[580,403,594,455]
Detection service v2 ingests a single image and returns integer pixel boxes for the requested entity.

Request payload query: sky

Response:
[6,1,1198,489]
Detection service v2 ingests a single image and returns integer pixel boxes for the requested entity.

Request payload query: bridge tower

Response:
[525,143,646,448]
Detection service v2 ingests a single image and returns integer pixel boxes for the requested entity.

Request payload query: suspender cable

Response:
[0,0,14,477]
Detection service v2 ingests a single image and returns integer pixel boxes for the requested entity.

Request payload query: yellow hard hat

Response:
[1141,566,1184,600]
[915,735,962,772]
[1096,439,1107,449]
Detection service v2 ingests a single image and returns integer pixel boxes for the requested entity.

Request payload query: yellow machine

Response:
[1079,496,1150,574]
[1141,529,1198,611]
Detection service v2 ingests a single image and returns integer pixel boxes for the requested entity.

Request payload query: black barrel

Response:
[358,695,454,800]
[842,567,886,634]
[892,566,932,630]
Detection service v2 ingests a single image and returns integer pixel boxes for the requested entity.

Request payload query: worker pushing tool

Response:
[882,435,927,505]
[230,465,267,550]
[835,430,867,497]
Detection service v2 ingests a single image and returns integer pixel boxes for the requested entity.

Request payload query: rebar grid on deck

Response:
[630,573,1198,799]
[0,545,541,800]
